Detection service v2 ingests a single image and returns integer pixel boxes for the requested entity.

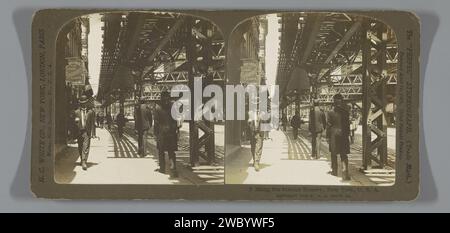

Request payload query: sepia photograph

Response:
[225,12,398,186]
[54,12,225,185]
[30,8,420,200]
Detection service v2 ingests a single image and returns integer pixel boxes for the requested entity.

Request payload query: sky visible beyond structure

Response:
[88,14,102,96]
[265,14,280,86]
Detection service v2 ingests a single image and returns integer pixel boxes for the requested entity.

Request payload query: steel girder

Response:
[361,21,390,170]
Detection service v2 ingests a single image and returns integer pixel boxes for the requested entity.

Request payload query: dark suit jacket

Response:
[326,105,351,154]
[74,108,95,137]
[135,103,152,131]
[153,101,178,151]
[309,106,326,133]
[290,115,301,128]
[116,113,126,127]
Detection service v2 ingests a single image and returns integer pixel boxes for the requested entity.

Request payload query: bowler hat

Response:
[333,93,344,100]
[78,95,89,104]
[160,91,170,98]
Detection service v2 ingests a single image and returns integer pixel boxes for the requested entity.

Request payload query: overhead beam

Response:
[299,14,325,64]
[144,17,185,67]
[324,20,362,64]
[317,20,363,81]
[281,14,323,95]
[124,14,147,60]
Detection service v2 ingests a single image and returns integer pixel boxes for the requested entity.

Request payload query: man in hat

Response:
[74,95,95,170]
[134,98,153,157]
[326,93,351,181]
[281,113,288,132]
[309,99,327,159]
[153,91,179,177]
[116,111,126,139]
[248,109,264,172]
[105,112,112,130]
[290,111,302,139]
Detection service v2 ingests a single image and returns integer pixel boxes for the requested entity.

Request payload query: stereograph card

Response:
[31,9,420,200]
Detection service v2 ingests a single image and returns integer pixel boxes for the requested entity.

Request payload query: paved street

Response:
[55,123,224,185]
[225,126,395,186]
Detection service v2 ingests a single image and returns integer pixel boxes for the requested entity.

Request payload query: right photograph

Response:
[225,12,398,186]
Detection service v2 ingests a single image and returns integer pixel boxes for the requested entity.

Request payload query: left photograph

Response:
[54,12,225,185]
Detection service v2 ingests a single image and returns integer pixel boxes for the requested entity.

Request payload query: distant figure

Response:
[154,91,179,178]
[105,113,112,130]
[326,94,351,181]
[135,99,153,157]
[248,110,264,172]
[89,100,97,139]
[281,114,288,132]
[309,100,327,159]
[96,113,101,128]
[349,110,360,144]
[116,112,126,139]
[97,110,104,128]
[74,95,95,171]
[290,111,302,139]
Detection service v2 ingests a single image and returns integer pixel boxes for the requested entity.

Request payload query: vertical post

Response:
[186,18,199,167]
[119,91,125,114]
[207,123,215,164]
[295,90,300,113]
[377,24,388,167]
[361,21,371,170]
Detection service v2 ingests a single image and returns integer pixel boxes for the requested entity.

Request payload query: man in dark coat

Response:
[74,95,96,171]
[134,99,153,157]
[116,112,126,139]
[281,113,288,132]
[105,113,112,130]
[153,91,178,177]
[326,94,351,180]
[290,111,302,139]
[309,100,327,159]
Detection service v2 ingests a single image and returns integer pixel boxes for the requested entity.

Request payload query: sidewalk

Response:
[225,126,395,186]
[55,123,224,185]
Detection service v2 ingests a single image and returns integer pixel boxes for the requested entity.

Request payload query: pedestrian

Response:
[290,111,302,139]
[349,110,360,144]
[309,99,327,159]
[248,109,264,172]
[154,91,179,178]
[281,113,288,132]
[116,111,126,139]
[98,110,104,128]
[74,95,95,171]
[106,112,112,130]
[96,113,101,128]
[135,99,152,157]
[326,94,351,181]
[89,100,97,139]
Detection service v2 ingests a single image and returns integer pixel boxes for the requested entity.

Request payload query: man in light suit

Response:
[309,99,327,159]
[74,95,96,171]
[248,109,264,172]
[135,99,153,157]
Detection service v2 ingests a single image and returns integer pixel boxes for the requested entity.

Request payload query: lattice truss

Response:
[97,12,225,104]
[276,13,398,170]
[276,13,398,107]
[141,70,225,100]
[360,21,395,169]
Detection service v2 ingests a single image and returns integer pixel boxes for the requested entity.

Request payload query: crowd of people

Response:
[69,88,181,178]
[247,94,360,181]
[69,83,360,181]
